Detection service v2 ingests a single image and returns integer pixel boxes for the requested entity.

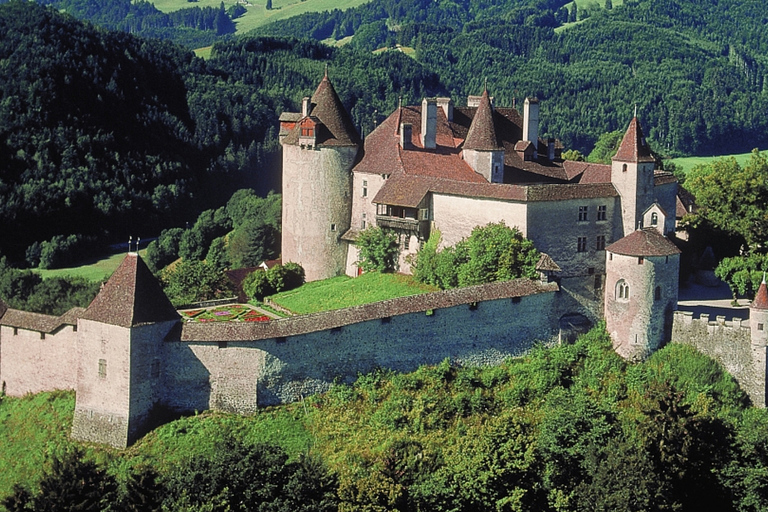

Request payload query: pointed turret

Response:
[463,88,505,183]
[613,117,655,163]
[81,253,179,328]
[464,88,502,151]
[753,275,768,310]
[307,72,361,146]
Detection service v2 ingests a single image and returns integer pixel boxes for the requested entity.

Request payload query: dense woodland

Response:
[3,328,768,511]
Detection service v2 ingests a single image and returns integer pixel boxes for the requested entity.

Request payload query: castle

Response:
[0,73,765,449]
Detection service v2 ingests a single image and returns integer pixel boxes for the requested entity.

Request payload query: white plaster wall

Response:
[0,325,78,396]
[432,194,528,247]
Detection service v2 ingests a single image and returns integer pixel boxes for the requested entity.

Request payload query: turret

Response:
[750,276,768,407]
[71,253,180,448]
[463,88,504,183]
[604,228,680,360]
[611,117,656,237]
[280,71,361,282]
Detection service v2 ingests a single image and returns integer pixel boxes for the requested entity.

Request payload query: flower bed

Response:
[181,305,272,323]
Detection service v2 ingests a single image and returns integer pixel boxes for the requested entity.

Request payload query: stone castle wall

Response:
[672,310,766,406]
[0,324,78,396]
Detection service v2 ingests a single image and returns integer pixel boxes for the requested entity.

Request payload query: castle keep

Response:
[0,74,765,448]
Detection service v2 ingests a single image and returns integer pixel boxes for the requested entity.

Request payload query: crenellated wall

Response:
[672,310,766,406]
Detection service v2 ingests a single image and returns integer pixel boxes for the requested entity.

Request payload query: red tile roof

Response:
[283,73,360,147]
[614,117,655,163]
[753,278,768,310]
[463,89,502,151]
[81,254,180,328]
[606,228,681,257]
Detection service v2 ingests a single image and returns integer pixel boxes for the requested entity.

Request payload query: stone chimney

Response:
[421,98,437,149]
[467,95,482,108]
[301,97,311,117]
[548,138,555,161]
[437,97,453,122]
[523,97,539,157]
[400,123,413,149]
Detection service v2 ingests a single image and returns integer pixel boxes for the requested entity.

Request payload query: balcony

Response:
[376,215,430,239]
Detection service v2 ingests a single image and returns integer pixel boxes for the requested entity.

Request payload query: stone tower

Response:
[611,117,656,238]
[463,88,505,183]
[604,226,680,360]
[281,71,361,282]
[750,277,768,406]
[71,253,180,448]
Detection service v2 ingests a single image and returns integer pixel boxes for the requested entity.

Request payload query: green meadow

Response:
[150,0,373,36]
[33,250,147,283]
[669,149,764,174]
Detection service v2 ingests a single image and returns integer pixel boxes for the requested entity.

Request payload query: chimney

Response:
[421,98,437,149]
[301,97,311,117]
[548,138,555,161]
[523,97,539,156]
[467,95,482,108]
[437,97,453,122]
[400,123,413,149]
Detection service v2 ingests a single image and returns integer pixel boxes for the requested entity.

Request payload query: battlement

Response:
[673,310,750,333]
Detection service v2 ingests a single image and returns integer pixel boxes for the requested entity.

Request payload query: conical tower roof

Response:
[613,117,655,163]
[464,88,502,151]
[81,253,179,328]
[309,71,361,146]
[753,275,768,310]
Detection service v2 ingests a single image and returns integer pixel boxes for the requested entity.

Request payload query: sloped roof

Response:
[0,299,7,320]
[753,278,768,310]
[463,89,502,151]
[283,73,360,147]
[614,117,655,163]
[536,253,562,272]
[606,228,681,257]
[0,307,85,333]
[81,253,180,328]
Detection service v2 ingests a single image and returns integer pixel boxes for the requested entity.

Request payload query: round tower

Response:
[280,72,361,282]
[604,228,681,360]
[749,276,768,407]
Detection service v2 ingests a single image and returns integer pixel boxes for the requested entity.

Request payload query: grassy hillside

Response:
[670,150,766,174]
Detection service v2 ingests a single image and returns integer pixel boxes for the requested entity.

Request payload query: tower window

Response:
[759,323,764,331]
[577,237,587,252]
[596,235,606,250]
[622,163,628,172]
[651,212,658,226]
[330,224,337,231]
[638,257,644,265]
[361,213,366,229]
[362,180,368,197]
[98,359,107,379]
[578,206,588,221]
[616,279,629,301]
[597,205,607,221]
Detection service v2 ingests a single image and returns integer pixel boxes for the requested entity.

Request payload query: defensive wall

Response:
[671,310,767,407]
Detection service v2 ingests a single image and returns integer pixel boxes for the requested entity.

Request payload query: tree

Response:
[160,260,234,306]
[686,151,768,251]
[356,227,400,273]
[562,149,585,161]
[604,0,613,9]
[266,0,273,9]
[145,227,185,273]
[568,3,577,22]
[586,130,624,164]
[243,263,304,300]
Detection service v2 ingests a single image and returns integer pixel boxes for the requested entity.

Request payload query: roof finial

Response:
[484,77,488,93]
[634,103,637,118]
[324,63,328,79]
[763,271,766,284]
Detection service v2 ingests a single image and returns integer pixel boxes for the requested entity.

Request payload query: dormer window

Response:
[301,127,314,137]
[651,212,658,226]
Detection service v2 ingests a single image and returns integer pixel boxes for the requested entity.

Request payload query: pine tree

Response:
[266,0,272,10]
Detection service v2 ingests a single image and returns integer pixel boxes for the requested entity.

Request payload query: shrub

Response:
[356,227,400,273]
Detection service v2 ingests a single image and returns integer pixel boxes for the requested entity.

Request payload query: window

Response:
[759,323,765,331]
[404,236,410,250]
[98,359,107,379]
[597,205,607,221]
[594,274,602,290]
[622,163,627,172]
[655,286,661,300]
[40,332,45,340]
[300,127,314,137]
[578,206,588,221]
[362,180,368,197]
[361,213,366,229]
[638,257,644,265]
[651,212,658,226]
[330,224,337,231]
[12,327,17,336]
[577,237,587,252]
[616,280,629,300]
[596,235,606,250]
[419,208,430,220]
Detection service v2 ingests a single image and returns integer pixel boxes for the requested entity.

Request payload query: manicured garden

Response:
[180,305,273,323]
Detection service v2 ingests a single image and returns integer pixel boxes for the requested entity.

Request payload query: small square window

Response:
[331,224,337,231]
[638,257,644,265]
[759,323,764,331]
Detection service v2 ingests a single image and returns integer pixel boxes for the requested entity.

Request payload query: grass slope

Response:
[268,272,438,314]
[33,249,147,283]
[148,0,372,35]
[670,149,765,173]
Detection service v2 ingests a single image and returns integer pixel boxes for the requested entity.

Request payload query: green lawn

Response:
[670,149,765,174]
[148,0,373,36]
[269,272,438,315]
[33,250,146,283]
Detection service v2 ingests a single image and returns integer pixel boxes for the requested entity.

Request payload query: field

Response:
[669,149,764,173]
[33,249,146,282]
[269,272,437,314]
[149,0,373,36]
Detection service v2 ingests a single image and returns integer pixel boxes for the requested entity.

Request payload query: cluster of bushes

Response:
[243,263,305,301]
[413,222,540,289]
[25,234,98,270]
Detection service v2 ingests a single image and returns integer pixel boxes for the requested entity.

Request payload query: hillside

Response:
[2,328,768,510]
